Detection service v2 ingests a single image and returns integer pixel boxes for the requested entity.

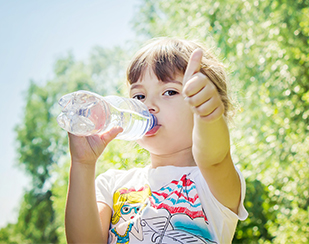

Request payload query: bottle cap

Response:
[149,114,157,130]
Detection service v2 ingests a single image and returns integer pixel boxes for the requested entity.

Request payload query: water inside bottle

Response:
[107,105,152,140]
[102,95,156,140]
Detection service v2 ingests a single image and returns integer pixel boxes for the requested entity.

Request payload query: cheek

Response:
[171,107,194,129]
[136,106,193,151]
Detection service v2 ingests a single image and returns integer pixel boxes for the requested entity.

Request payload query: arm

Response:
[183,49,241,213]
[98,202,113,241]
[193,116,240,213]
[65,161,105,243]
[65,127,122,243]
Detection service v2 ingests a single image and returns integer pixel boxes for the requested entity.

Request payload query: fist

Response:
[182,48,224,123]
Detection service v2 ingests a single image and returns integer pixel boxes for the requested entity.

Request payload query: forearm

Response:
[192,115,230,167]
[65,161,104,243]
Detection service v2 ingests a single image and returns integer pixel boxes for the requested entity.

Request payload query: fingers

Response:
[191,96,224,122]
[185,79,215,107]
[183,48,225,123]
[183,48,203,85]
[67,127,124,165]
[99,126,123,146]
[183,72,207,98]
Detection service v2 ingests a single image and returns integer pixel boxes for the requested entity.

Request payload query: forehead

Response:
[129,71,183,91]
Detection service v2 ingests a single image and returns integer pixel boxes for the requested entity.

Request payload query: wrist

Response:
[70,160,97,174]
[69,161,97,188]
[71,157,97,166]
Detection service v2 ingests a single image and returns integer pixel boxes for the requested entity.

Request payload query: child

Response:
[65,37,248,244]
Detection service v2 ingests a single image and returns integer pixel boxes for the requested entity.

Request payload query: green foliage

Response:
[15,190,58,243]
[96,140,150,174]
[0,46,134,243]
[89,46,130,95]
[133,0,309,243]
[235,178,274,242]
[2,0,309,243]
[0,224,22,244]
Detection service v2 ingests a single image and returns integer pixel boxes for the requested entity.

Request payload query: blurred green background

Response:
[1,0,308,243]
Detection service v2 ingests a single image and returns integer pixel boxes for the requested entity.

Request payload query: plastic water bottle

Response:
[57,90,157,141]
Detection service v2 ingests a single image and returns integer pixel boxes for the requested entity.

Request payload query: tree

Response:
[0,45,141,243]
[2,1,308,242]
[133,0,309,243]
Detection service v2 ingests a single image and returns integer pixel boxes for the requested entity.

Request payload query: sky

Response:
[0,0,140,228]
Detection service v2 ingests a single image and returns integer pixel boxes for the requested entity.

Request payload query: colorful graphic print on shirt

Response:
[109,174,217,244]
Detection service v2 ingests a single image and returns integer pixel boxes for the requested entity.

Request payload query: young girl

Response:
[65,37,248,244]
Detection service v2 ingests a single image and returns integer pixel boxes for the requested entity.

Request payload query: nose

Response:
[144,97,159,114]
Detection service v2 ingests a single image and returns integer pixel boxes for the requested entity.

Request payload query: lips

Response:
[145,125,161,136]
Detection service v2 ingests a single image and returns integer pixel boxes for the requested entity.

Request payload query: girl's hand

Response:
[182,48,224,123]
[68,127,123,165]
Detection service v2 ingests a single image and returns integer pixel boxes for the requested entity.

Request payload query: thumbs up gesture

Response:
[183,48,224,123]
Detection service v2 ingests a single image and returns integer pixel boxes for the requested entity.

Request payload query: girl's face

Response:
[120,203,141,221]
[130,69,194,156]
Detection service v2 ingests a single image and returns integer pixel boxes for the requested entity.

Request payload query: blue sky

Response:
[0,0,140,227]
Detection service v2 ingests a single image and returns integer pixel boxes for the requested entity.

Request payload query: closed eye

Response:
[163,90,179,96]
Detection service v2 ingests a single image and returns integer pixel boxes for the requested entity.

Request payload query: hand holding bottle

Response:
[68,127,123,165]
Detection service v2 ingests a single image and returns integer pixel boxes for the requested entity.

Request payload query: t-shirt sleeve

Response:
[95,169,115,209]
[233,166,248,220]
[197,165,248,221]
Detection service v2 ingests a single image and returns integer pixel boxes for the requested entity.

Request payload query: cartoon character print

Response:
[110,186,151,244]
[110,174,217,244]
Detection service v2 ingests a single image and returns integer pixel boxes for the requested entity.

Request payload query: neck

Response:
[149,147,196,168]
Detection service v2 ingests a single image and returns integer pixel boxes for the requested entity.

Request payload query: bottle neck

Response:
[149,114,157,130]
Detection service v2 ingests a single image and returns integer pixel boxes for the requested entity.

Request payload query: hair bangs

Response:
[127,39,190,84]
[151,46,187,82]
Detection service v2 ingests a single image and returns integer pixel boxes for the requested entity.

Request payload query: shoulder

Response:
[96,166,148,185]
[97,166,144,178]
[95,166,148,208]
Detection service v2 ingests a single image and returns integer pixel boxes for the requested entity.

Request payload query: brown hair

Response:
[126,37,234,119]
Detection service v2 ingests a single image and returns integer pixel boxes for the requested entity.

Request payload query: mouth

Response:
[145,125,161,136]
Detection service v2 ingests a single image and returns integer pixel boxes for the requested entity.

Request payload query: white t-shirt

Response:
[96,165,248,244]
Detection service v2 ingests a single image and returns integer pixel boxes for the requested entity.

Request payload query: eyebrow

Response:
[130,84,143,90]
[130,80,183,90]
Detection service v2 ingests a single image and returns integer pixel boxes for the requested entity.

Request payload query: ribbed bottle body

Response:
[57,90,156,141]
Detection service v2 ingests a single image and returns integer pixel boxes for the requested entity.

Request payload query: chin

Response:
[140,142,187,156]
